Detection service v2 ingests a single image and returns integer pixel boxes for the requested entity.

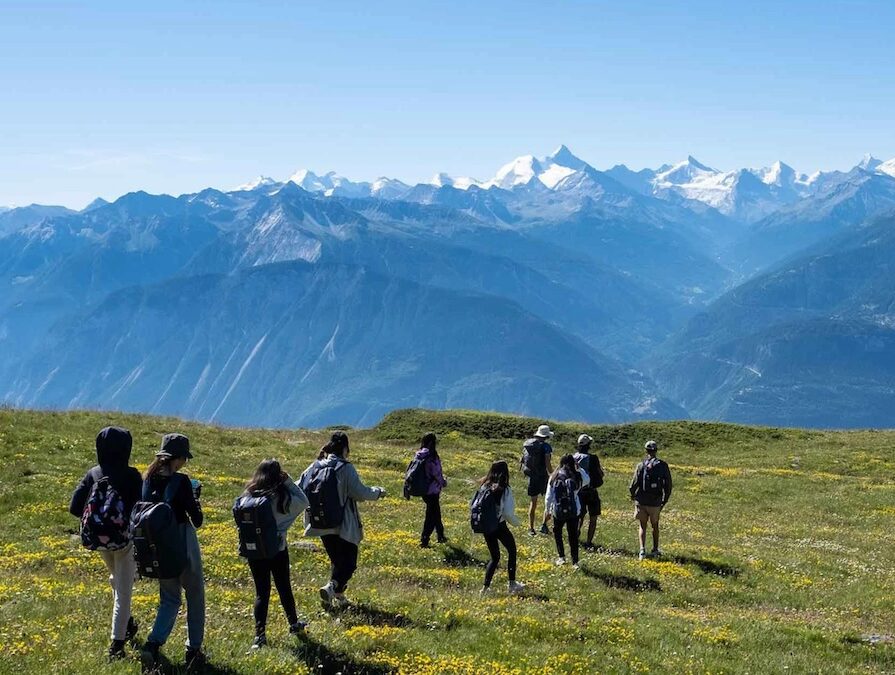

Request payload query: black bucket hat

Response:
[157,432,193,460]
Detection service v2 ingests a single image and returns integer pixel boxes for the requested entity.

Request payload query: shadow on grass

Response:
[327,602,413,628]
[141,653,241,675]
[291,634,392,675]
[592,544,640,559]
[579,566,662,592]
[442,544,486,568]
[668,554,740,578]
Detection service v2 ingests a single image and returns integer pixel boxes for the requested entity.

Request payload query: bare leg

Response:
[587,515,598,545]
[638,519,647,551]
[651,520,660,551]
[528,496,538,531]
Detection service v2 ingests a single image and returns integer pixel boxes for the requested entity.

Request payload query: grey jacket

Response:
[299,454,383,546]
[268,481,309,551]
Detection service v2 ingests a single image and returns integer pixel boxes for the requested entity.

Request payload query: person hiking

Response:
[139,433,207,672]
[545,454,589,568]
[520,424,555,536]
[629,440,673,560]
[69,426,142,661]
[573,434,604,551]
[235,459,310,651]
[299,431,386,610]
[404,432,448,547]
[472,460,525,594]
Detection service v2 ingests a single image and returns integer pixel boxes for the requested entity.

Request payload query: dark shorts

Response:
[527,474,548,497]
[579,490,601,516]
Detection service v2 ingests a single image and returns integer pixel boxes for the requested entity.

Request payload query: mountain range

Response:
[3,146,895,428]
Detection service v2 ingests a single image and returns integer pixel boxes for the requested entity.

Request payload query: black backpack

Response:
[403,455,430,498]
[577,453,604,491]
[80,474,130,551]
[470,484,501,535]
[233,492,280,559]
[130,476,187,579]
[304,462,347,529]
[520,439,545,477]
[640,458,665,498]
[552,476,578,520]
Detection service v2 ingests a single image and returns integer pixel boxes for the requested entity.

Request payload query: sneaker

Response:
[319,581,336,608]
[507,581,525,595]
[332,592,349,609]
[539,523,550,535]
[184,647,207,670]
[652,548,663,558]
[554,557,566,566]
[125,617,139,643]
[528,528,537,537]
[572,563,580,571]
[289,620,308,635]
[107,640,126,661]
[436,535,449,544]
[581,541,595,552]
[638,548,648,560]
[420,539,431,548]
[248,634,267,651]
[140,641,161,673]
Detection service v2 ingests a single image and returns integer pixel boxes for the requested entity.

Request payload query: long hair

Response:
[480,460,510,491]
[420,432,439,461]
[317,430,350,460]
[550,454,582,487]
[144,456,175,480]
[245,458,291,514]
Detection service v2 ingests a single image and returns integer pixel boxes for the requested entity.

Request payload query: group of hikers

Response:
[69,423,672,670]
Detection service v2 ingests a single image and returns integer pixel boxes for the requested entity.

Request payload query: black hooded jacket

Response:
[69,427,143,518]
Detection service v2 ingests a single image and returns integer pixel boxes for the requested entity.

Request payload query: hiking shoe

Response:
[185,647,207,670]
[572,563,580,571]
[140,641,161,673]
[437,535,449,544]
[507,581,525,595]
[289,620,308,635]
[319,581,336,608]
[528,528,537,537]
[638,549,648,560]
[554,557,566,566]
[107,639,126,661]
[581,541,595,552]
[125,617,139,643]
[333,592,349,609]
[652,548,663,558]
[420,539,431,548]
[480,585,492,596]
[248,634,267,652]
[539,523,550,535]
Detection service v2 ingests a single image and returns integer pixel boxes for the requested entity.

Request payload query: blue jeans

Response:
[148,523,205,648]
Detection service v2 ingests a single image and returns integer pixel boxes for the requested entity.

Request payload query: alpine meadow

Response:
[1,408,894,674]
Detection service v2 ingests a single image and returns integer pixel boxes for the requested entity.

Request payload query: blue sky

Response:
[2,0,894,208]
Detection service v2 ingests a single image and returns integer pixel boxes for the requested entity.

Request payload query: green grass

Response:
[1,407,893,674]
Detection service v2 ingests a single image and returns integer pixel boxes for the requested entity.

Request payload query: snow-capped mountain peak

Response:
[236,176,277,191]
[877,157,895,178]
[487,155,543,189]
[655,156,719,186]
[755,160,796,187]
[858,154,882,172]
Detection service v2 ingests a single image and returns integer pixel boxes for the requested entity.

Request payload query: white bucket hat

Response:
[577,434,593,447]
[534,424,554,438]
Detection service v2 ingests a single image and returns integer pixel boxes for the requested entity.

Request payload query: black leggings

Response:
[321,534,359,594]
[553,517,580,563]
[483,522,517,587]
[247,548,297,635]
[421,493,445,542]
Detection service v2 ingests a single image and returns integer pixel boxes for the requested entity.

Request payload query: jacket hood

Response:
[415,448,431,460]
[96,426,133,467]
[319,454,349,469]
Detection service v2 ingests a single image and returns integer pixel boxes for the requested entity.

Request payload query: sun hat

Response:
[534,424,555,439]
[577,434,593,447]
[156,433,193,459]
[644,440,658,452]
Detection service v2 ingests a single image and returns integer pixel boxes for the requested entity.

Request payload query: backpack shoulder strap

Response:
[161,474,184,504]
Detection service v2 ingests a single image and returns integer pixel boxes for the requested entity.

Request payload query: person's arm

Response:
[180,475,204,528]
[503,488,520,527]
[544,479,555,514]
[431,458,447,488]
[68,469,95,517]
[545,446,554,475]
[663,464,673,505]
[578,467,590,489]
[281,481,310,529]
[344,464,385,501]
[629,464,640,499]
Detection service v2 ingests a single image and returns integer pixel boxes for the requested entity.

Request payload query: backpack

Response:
[403,455,430,498]
[233,492,281,559]
[470,484,501,535]
[80,474,130,551]
[304,462,347,529]
[640,458,665,498]
[520,439,546,477]
[576,454,604,490]
[552,475,578,520]
[130,476,187,579]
